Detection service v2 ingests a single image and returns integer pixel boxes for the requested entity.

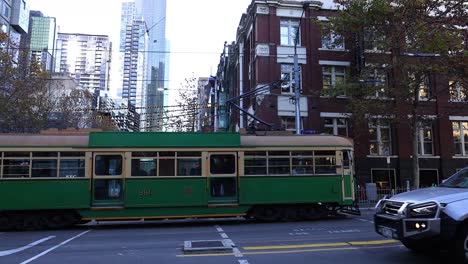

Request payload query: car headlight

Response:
[408,202,438,218]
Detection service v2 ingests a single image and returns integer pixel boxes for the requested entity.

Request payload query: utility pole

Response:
[293,1,310,135]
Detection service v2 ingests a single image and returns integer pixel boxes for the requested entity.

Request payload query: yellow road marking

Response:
[176,244,401,258]
[244,239,398,251]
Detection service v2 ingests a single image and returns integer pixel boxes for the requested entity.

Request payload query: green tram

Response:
[0,131,358,230]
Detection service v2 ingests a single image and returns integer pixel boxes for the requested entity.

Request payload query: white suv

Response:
[374,167,468,263]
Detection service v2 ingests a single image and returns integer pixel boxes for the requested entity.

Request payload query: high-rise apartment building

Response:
[0,0,30,60]
[119,1,148,131]
[54,33,111,94]
[135,0,169,131]
[20,11,56,71]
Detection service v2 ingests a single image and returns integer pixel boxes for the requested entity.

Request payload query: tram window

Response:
[32,152,58,157]
[315,156,336,174]
[4,152,30,158]
[177,152,201,157]
[314,150,336,156]
[245,151,266,156]
[292,157,313,175]
[32,160,58,178]
[95,155,122,176]
[131,158,156,176]
[177,158,201,176]
[2,159,29,178]
[291,151,313,156]
[268,157,290,175]
[60,152,85,157]
[343,150,351,169]
[244,157,267,175]
[210,154,236,174]
[160,151,176,157]
[132,152,157,157]
[59,159,85,178]
[268,151,289,156]
[159,158,175,176]
[211,177,236,197]
[94,179,122,200]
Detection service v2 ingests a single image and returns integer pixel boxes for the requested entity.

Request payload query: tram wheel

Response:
[0,213,13,231]
[252,206,281,222]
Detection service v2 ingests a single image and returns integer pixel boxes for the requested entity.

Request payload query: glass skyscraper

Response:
[119,1,148,130]
[135,0,169,131]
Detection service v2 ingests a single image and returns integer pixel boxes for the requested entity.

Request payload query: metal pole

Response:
[294,1,310,135]
[293,46,301,135]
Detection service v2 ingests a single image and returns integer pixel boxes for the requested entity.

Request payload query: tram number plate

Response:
[378,226,395,239]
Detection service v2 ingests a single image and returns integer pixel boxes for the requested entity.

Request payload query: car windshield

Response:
[439,169,468,188]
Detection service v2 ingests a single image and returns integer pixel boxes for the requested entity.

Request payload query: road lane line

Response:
[214,226,249,263]
[355,218,369,222]
[0,236,55,257]
[20,230,91,264]
[348,240,396,246]
[176,244,402,257]
[233,247,243,257]
[243,239,398,251]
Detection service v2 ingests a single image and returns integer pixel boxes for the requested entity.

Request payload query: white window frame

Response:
[369,119,392,156]
[449,80,466,102]
[280,19,300,46]
[281,116,303,132]
[418,121,434,156]
[322,65,346,96]
[452,121,468,156]
[321,29,345,50]
[409,72,431,101]
[323,117,348,136]
[281,64,301,94]
[365,68,388,99]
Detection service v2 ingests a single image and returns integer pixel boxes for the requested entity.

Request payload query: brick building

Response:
[215,0,467,188]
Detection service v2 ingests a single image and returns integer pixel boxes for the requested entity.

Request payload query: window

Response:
[449,80,466,102]
[408,72,431,101]
[95,155,123,176]
[314,151,336,174]
[323,118,348,136]
[371,169,396,189]
[322,65,346,96]
[280,20,300,46]
[244,151,267,175]
[369,119,392,156]
[268,151,290,175]
[363,67,388,98]
[281,64,301,94]
[210,154,236,174]
[364,28,386,51]
[281,116,302,132]
[321,30,344,50]
[453,121,468,156]
[3,5,10,19]
[418,121,434,156]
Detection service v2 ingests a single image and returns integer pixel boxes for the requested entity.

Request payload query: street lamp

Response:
[293,1,311,135]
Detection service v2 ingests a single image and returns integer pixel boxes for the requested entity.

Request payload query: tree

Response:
[165,76,201,132]
[0,32,117,133]
[0,32,52,133]
[324,0,467,188]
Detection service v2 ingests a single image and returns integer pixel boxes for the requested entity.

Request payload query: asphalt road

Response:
[0,210,447,264]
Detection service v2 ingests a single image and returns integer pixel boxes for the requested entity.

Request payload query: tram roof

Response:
[0,132,353,149]
[240,135,353,148]
[88,132,241,148]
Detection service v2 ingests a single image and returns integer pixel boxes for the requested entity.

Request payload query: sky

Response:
[28,0,253,99]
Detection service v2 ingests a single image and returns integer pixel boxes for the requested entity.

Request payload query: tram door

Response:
[91,153,125,207]
[208,152,238,205]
